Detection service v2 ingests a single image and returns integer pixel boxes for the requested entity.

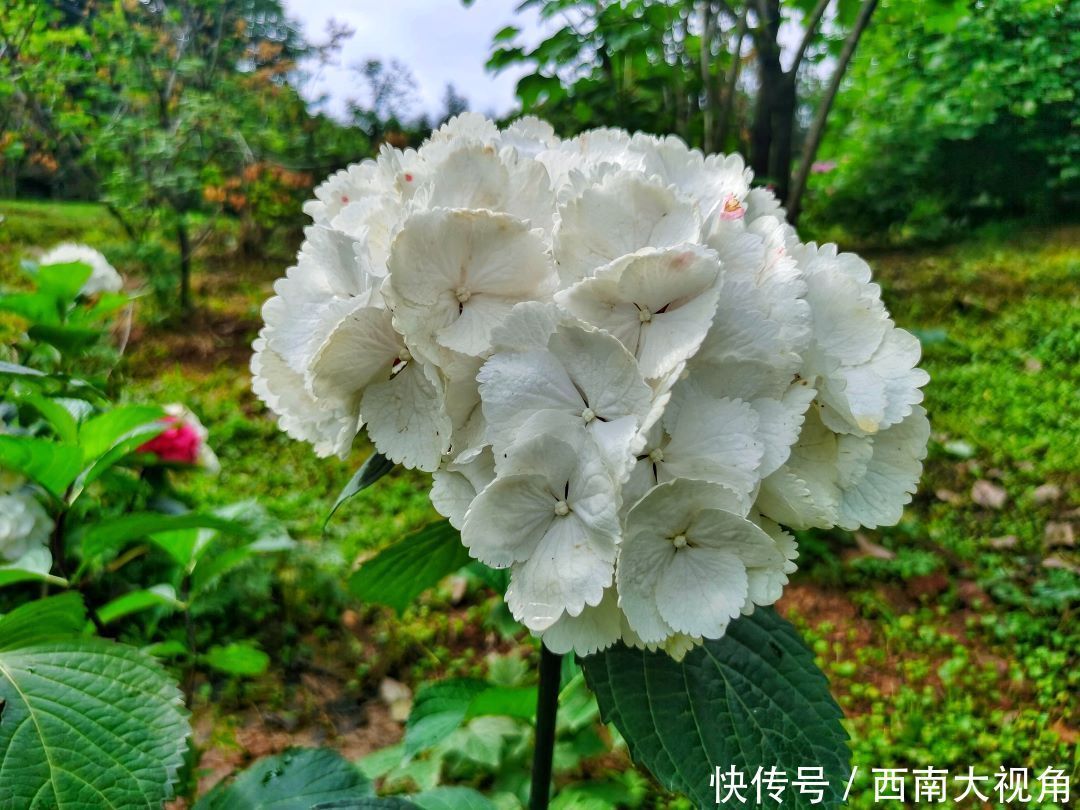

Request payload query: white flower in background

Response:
[38,242,124,296]
[252,115,930,657]
[0,491,53,563]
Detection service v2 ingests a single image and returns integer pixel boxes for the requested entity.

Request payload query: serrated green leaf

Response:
[405,678,488,756]
[202,641,269,676]
[194,748,374,809]
[349,520,471,614]
[97,584,183,625]
[325,450,395,527]
[412,786,496,810]
[315,800,420,810]
[0,592,86,650]
[0,638,190,808]
[73,511,247,567]
[581,608,850,809]
[0,434,82,498]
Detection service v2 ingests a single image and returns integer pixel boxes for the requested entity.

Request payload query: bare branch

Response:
[790,0,831,76]
[786,0,879,223]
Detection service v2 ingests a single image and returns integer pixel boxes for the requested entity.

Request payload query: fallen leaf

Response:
[942,439,975,459]
[972,480,1007,509]
[1044,521,1076,548]
[1042,556,1080,574]
[449,574,468,605]
[379,677,412,723]
[988,535,1019,550]
[854,532,896,560]
[1050,720,1079,745]
[1023,357,1042,373]
[1031,483,1061,504]
[936,488,964,505]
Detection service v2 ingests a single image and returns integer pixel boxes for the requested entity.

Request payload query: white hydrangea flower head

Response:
[38,243,123,296]
[0,491,53,563]
[252,115,930,657]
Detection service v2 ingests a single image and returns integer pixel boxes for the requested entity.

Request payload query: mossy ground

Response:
[2,201,1077,807]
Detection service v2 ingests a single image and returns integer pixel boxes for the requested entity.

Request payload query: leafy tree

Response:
[809,0,1079,237]
[479,0,883,220]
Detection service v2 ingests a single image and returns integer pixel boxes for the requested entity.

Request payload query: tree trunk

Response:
[749,0,783,178]
[716,6,748,152]
[786,0,879,225]
[769,75,797,204]
[177,216,192,313]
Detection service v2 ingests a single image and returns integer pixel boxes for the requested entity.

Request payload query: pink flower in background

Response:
[139,417,200,464]
[138,405,220,472]
[811,160,837,174]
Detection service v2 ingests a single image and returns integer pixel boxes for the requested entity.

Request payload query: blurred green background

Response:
[0,0,1076,806]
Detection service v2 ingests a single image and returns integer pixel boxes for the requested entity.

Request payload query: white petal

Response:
[837,406,930,529]
[540,588,623,656]
[431,449,496,529]
[461,474,558,567]
[361,361,451,471]
[506,512,616,630]
[307,303,402,407]
[553,173,701,284]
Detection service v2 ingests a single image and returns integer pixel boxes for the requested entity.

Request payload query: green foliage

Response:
[807,0,1080,238]
[583,607,850,808]
[193,748,374,809]
[327,451,397,527]
[0,600,190,808]
[350,520,474,614]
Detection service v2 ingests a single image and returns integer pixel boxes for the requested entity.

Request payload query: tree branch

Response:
[786,0,879,224]
[789,0,832,77]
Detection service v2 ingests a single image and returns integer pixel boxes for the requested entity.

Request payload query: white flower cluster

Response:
[252,114,929,658]
[38,243,124,297]
[0,488,53,563]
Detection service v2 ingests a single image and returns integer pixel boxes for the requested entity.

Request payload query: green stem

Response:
[530,643,562,810]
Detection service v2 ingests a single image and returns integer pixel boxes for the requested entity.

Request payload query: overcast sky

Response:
[283,0,551,121]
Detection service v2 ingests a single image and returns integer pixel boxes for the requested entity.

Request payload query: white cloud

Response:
[285,0,551,121]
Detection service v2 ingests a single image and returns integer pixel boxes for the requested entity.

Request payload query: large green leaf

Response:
[0,592,86,650]
[404,679,534,756]
[0,638,190,808]
[194,748,374,809]
[581,608,850,809]
[0,434,82,498]
[74,511,246,566]
[97,584,183,625]
[405,679,488,756]
[78,405,165,461]
[202,641,269,677]
[411,787,496,810]
[33,261,92,304]
[349,520,471,614]
[325,450,395,527]
[21,393,81,444]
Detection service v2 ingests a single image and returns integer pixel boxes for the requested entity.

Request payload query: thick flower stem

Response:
[529,643,562,810]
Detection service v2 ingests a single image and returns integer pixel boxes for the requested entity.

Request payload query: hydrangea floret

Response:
[252,114,929,659]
